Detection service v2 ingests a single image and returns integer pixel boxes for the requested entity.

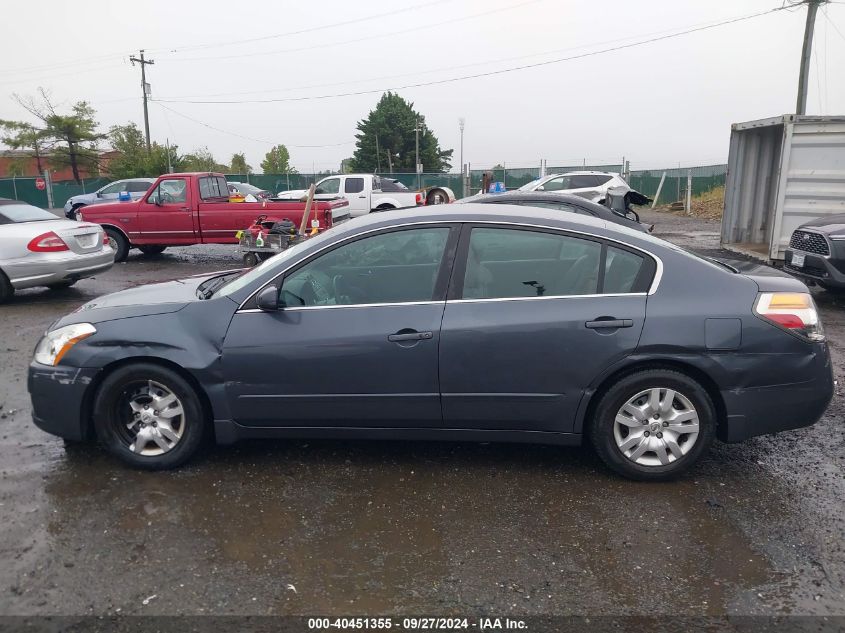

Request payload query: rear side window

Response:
[199,176,228,200]
[593,175,613,186]
[568,175,598,188]
[462,228,602,299]
[604,246,644,293]
[345,177,364,194]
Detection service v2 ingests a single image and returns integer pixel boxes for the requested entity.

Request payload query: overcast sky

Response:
[1,0,843,173]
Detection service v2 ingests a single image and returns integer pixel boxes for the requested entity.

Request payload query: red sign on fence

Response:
[34,177,46,191]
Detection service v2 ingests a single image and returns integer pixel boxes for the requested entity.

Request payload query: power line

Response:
[160,8,758,101]
[157,6,789,106]
[164,0,544,63]
[153,102,353,148]
[152,0,450,54]
[822,5,845,41]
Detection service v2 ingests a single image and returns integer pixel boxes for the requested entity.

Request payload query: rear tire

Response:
[105,227,129,263]
[46,279,77,290]
[0,270,13,304]
[92,363,206,470]
[589,369,716,481]
[138,245,167,256]
[243,252,260,267]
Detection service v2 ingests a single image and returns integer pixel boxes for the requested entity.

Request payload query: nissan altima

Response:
[28,205,833,480]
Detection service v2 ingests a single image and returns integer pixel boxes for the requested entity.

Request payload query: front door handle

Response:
[585,319,633,329]
[388,330,433,342]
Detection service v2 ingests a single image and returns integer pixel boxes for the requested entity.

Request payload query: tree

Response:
[182,147,227,172]
[105,123,147,179]
[350,92,452,174]
[260,144,296,174]
[0,121,48,175]
[147,142,184,176]
[230,152,251,175]
[11,88,105,183]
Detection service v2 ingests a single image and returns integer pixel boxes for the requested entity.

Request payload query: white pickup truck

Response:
[276,174,424,218]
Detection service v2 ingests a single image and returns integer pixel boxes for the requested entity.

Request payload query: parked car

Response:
[227,181,271,202]
[0,199,113,303]
[63,178,155,219]
[276,174,424,217]
[456,191,652,232]
[29,204,832,480]
[784,214,845,291]
[517,171,630,203]
[75,172,350,262]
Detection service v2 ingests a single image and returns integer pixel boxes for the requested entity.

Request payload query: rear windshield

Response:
[0,203,58,224]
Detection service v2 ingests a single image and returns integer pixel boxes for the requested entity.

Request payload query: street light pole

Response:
[458,117,465,194]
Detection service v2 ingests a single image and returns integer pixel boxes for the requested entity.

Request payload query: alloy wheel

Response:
[116,380,186,456]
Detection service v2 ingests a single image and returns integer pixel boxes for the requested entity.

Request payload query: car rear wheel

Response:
[0,270,13,304]
[589,369,716,481]
[46,280,77,290]
[138,245,167,256]
[92,363,206,470]
[104,227,129,263]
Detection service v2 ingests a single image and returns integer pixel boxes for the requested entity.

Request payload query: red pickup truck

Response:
[75,172,349,262]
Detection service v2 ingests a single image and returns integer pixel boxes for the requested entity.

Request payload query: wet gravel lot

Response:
[0,210,843,617]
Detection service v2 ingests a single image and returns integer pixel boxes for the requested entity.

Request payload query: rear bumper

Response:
[28,362,99,441]
[718,344,834,442]
[5,249,114,290]
[784,248,845,288]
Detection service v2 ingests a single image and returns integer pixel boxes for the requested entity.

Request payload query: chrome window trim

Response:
[450,292,647,305]
[236,220,664,312]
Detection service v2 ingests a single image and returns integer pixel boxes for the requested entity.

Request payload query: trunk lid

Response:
[55,223,104,254]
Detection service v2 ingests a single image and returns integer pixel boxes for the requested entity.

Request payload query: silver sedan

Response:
[0,199,114,303]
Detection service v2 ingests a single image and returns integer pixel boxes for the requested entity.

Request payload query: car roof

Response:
[0,198,36,206]
[457,191,608,211]
[543,171,619,177]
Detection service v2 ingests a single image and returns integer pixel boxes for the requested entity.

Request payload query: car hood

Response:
[56,272,237,327]
[78,199,142,218]
[798,213,845,236]
[67,193,98,206]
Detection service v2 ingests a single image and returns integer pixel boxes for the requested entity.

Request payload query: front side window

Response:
[150,179,187,204]
[462,227,602,299]
[280,227,450,307]
[99,181,126,195]
[127,181,152,193]
[344,177,364,194]
[538,176,571,191]
[316,178,340,195]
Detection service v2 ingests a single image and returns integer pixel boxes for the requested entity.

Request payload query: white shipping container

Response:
[721,114,845,261]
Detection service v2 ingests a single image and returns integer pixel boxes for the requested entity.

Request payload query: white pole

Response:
[685,170,693,215]
[652,172,667,208]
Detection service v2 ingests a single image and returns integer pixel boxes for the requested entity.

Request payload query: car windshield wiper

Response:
[196,272,242,300]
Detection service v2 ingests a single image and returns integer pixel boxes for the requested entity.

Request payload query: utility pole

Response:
[129,50,154,152]
[796,0,824,115]
[458,117,465,179]
[375,134,382,173]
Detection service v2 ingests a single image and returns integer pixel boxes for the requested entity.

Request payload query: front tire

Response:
[92,363,206,470]
[105,227,130,263]
[589,369,716,481]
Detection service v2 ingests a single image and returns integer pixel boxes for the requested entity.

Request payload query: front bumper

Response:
[784,247,845,288]
[5,249,114,290]
[28,362,100,441]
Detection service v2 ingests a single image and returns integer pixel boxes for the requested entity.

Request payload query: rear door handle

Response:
[388,331,433,342]
[585,319,633,329]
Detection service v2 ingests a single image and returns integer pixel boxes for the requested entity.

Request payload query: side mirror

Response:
[153,194,163,206]
[256,286,280,311]
[96,192,103,198]
[535,185,545,192]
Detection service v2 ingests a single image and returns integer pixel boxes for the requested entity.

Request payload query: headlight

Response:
[34,323,96,366]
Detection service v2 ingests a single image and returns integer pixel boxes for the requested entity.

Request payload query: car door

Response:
[438,224,654,433]
[96,180,127,203]
[221,224,460,428]
[138,176,197,243]
[342,176,371,216]
[566,175,603,200]
[196,175,251,240]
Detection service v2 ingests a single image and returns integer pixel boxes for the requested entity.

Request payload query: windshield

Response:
[517,177,547,191]
[216,229,338,298]
[0,203,59,224]
[234,183,262,194]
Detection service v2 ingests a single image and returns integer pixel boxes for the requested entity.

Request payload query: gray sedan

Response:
[28,204,832,479]
[0,199,114,303]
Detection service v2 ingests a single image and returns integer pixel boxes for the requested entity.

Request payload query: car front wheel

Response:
[590,369,716,481]
[92,363,206,470]
[104,227,130,263]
